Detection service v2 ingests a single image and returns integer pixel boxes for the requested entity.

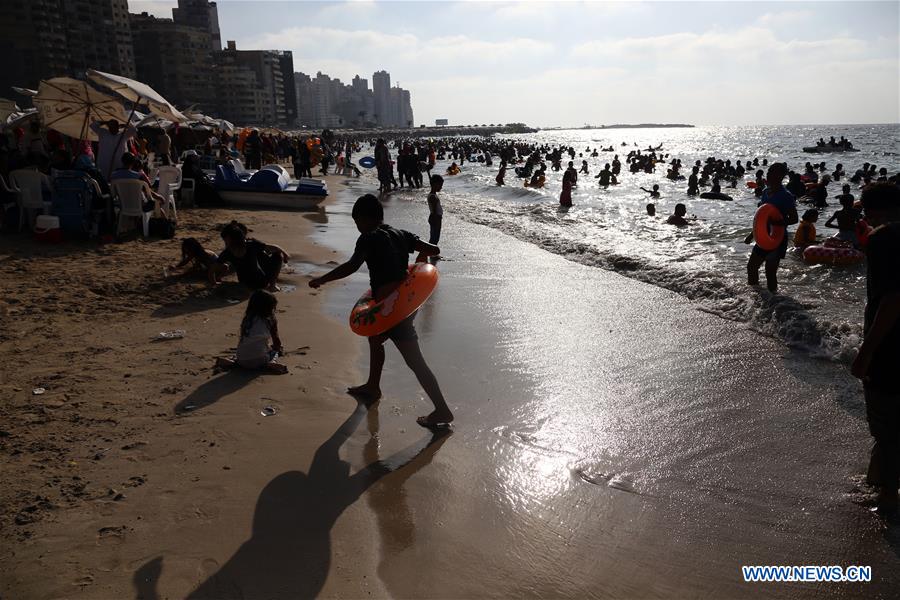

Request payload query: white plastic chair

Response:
[111,179,153,237]
[155,165,182,221]
[0,172,19,206]
[9,168,53,231]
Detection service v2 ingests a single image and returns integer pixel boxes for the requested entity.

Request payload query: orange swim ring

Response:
[753,203,785,251]
[349,263,439,337]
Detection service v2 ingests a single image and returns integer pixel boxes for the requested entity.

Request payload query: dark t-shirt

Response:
[353,225,418,291]
[217,239,273,287]
[864,222,900,392]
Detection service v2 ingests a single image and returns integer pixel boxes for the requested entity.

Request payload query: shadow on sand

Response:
[174,370,261,414]
[135,402,450,599]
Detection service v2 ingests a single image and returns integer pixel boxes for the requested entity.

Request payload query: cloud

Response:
[240,26,554,82]
[127,0,176,18]
[756,10,814,27]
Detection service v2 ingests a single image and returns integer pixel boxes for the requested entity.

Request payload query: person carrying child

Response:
[308,194,454,429]
[215,290,287,374]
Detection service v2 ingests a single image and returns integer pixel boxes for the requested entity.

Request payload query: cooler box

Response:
[34,215,62,243]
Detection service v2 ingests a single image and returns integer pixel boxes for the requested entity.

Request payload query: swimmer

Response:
[579,160,589,175]
[496,163,507,186]
[824,194,861,246]
[667,203,690,226]
[641,184,660,198]
[646,203,656,216]
[793,209,818,247]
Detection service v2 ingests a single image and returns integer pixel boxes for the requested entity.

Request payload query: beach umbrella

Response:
[12,87,38,97]
[216,119,236,135]
[0,98,20,123]
[4,108,38,130]
[32,77,127,141]
[86,69,186,124]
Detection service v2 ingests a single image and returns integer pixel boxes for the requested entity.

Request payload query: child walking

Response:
[215,290,287,374]
[747,162,798,293]
[309,194,454,429]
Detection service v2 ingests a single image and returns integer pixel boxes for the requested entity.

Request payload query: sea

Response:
[425,124,900,365]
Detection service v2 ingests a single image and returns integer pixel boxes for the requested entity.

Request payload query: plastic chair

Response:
[111,179,152,237]
[179,178,195,207]
[155,165,182,221]
[9,168,53,230]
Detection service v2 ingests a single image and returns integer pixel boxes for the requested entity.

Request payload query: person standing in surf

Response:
[746,162,797,293]
[309,194,454,429]
[427,174,444,247]
[852,182,900,516]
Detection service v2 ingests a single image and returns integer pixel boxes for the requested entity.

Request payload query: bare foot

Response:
[416,410,454,429]
[347,384,382,403]
[265,362,288,375]
[215,357,236,370]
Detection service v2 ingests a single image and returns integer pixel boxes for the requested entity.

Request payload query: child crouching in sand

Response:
[167,238,219,284]
[215,290,287,374]
[309,194,454,429]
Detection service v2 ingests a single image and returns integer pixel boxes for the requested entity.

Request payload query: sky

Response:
[128,0,900,127]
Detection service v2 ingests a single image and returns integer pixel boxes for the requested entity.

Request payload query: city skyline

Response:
[2,0,417,129]
[131,0,900,127]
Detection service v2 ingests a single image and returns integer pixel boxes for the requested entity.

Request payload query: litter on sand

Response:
[155,330,185,340]
[261,406,277,417]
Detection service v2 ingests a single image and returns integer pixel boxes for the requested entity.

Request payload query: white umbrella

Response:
[32,77,127,141]
[0,98,20,123]
[87,69,186,123]
[12,87,38,97]
[4,108,38,130]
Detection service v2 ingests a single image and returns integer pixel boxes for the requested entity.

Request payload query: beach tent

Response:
[32,77,127,141]
[86,69,187,124]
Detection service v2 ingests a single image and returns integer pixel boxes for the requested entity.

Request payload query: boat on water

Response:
[802,145,859,153]
[214,163,327,210]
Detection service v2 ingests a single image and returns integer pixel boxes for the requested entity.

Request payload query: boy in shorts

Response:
[309,194,454,429]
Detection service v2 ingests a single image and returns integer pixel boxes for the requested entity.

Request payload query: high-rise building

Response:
[372,70,391,127]
[62,0,136,79]
[173,0,221,50]
[130,12,216,113]
[215,41,291,127]
[294,72,315,127]
[0,0,135,95]
[277,54,297,127]
[0,0,68,96]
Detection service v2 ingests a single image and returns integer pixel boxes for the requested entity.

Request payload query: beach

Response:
[2,170,900,598]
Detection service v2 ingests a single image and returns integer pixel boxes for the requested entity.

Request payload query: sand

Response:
[2,172,899,599]
[0,176,398,598]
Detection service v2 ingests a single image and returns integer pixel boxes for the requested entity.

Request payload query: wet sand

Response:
[317,180,900,598]
[2,173,899,598]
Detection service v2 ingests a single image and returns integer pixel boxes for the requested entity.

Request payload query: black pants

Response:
[428,214,442,245]
[865,385,900,491]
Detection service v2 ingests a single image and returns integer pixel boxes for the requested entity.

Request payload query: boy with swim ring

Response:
[308,194,454,429]
[747,162,798,293]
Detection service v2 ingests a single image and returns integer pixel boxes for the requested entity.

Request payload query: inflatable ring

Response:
[747,181,758,189]
[349,263,439,337]
[357,156,376,169]
[802,244,864,266]
[753,203,785,251]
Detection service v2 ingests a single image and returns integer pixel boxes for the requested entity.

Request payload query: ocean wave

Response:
[446,194,863,365]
